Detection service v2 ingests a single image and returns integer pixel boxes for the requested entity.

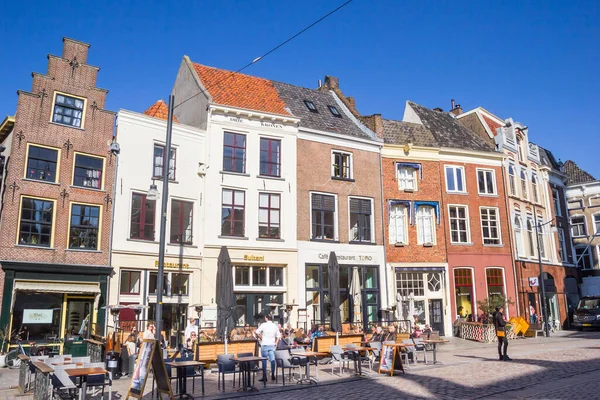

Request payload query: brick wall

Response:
[0,38,116,309]
[296,138,382,244]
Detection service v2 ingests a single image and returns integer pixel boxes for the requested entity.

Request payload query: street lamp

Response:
[149,95,175,340]
[534,215,558,338]
[285,301,298,327]
[191,304,208,326]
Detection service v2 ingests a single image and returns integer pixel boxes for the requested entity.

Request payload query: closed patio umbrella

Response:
[328,251,342,333]
[216,246,236,341]
[350,267,362,326]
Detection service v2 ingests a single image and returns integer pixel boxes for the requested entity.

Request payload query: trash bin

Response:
[106,351,121,379]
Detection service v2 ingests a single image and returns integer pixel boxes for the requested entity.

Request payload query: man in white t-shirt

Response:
[255,314,281,381]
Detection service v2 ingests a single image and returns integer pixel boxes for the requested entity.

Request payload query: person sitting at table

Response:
[126,333,137,356]
[383,325,397,342]
[185,331,197,350]
[143,322,156,339]
[423,324,432,337]
[230,328,244,341]
[310,325,326,341]
[411,325,423,338]
[294,328,310,345]
[369,326,384,342]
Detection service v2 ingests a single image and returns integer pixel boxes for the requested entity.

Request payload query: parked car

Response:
[573,296,600,330]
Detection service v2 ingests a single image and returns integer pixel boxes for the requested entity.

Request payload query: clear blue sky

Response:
[1,0,598,176]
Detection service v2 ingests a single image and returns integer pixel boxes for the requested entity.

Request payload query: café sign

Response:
[23,309,53,324]
[243,254,265,261]
[154,261,190,269]
[317,253,373,262]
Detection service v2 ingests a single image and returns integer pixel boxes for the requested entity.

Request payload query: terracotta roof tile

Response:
[482,115,502,136]
[192,63,291,116]
[143,100,179,123]
[563,160,596,185]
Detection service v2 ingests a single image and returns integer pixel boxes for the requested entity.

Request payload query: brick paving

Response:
[3,331,600,399]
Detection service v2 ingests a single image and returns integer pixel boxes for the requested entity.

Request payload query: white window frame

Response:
[348,196,375,243]
[570,215,587,238]
[557,227,568,262]
[476,168,497,196]
[531,174,539,203]
[445,165,466,193]
[481,207,501,245]
[593,213,600,235]
[590,195,600,208]
[448,204,470,244]
[309,191,338,241]
[416,205,436,245]
[233,265,287,292]
[389,203,408,245]
[331,150,353,180]
[520,170,528,200]
[537,214,546,259]
[568,199,584,210]
[397,166,417,191]
[526,217,536,257]
[508,163,517,196]
[514,214,525,258]
[575,246,592,270]
[552,189,562,217]
[516,136,525,162]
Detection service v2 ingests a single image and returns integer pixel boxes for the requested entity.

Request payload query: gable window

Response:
[477,169,496,195]
[73,154,104,189]
[570,215,587,237]
[526,218,536,257]
[445,166,465,193]
[170,200,193,244]
[449,205,469,244]
[520,170,528,200]
[531,175,539,203]
[537,216,546,259]
[153,145,176,180]
[223,132,246,173]
[389,204,408,245]
[349,197,372,243]
[398,167,417,191]
[514,215,525,257]
[508,164,517,196]
[576,246,592,269]
[557,228,568,262]
[594,214,600,234]
[481,207,501,245]
[52,93,84,128]
[568,199,583,210]
[328,105,342,117]
[416,205,435,245]
[259,193,280,239]
[332,151,352,180]
[259,138,281,177]
[26,145,58,183]
[222,189,245,237]
[304,100,318,112]
[130,193,156,241]
[552,189,562,217]
[69,203,100,250]
[311,193,336,240]
[516,136,525,162]
[18,197,54,247]
[120,271,141,295]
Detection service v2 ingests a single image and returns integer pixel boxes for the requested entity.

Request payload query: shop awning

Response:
[393,266,446,272]
[11,280,101,309]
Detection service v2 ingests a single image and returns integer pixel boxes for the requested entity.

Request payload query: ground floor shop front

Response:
[0,262,109,353]
[298,241,386,332]
[201,245,298,328]
[448,253,517,323]
[516,260,580,329]
[109,252,202,348]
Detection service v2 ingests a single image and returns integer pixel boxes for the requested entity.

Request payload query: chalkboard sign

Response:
[126,339,174,399]
[379,344,396,376]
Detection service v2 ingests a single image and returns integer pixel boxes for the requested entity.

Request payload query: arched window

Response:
[537,214,546,259]
[389,204,408,245]
[526,218,536,257]
[531,175,539,203]
[514,215,524,257]
[508,164,516,196]
[520,170,528,200]
[416,206,435,245]
[454,268,473,319]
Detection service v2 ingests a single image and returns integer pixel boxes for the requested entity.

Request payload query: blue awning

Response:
[396,162,423,179]
[414,201,441,225]
[394,267,446,272]
[388,200,412,224]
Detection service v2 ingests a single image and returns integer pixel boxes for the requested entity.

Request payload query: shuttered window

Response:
[349,198,372,242]
[311,193,335,240]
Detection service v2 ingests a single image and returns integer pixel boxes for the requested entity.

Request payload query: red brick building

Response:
[0,38,116,348]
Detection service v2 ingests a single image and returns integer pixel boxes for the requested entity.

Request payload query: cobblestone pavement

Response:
[2,331,600,399]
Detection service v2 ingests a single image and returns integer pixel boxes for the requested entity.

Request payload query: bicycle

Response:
[5,335,27,369]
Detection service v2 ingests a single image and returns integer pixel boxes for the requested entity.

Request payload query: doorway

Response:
[428,299,445,336]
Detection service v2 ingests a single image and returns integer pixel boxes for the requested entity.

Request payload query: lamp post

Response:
[533,214,557,338]
[146,95,175,339]
[285,301,298,327]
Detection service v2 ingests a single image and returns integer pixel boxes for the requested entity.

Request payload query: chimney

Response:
[323,76,339,90]
[449,99,463,116]
[361,114,384,140]
[347,96,356,109]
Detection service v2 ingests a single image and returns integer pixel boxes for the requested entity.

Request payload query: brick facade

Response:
[0,38,115,316]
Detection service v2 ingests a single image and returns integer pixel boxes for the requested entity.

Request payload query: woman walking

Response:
[494,306,511,361]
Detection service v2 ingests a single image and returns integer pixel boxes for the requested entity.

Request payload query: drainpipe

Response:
[501,161,521,317]
[379,146,391,320]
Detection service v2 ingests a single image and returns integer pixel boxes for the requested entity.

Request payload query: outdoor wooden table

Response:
[342,346,372,376]
[230,356,266,392]
[290,351,327,385]
[66,367,109,400]
[422,339,449,364]
[166,360,206,398]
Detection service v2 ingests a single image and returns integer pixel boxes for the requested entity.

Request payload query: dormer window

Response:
[304,100,318,113]
[328,105,342,118]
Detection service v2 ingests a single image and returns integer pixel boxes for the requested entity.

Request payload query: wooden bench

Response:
[337,334,364,347]
[312,336,336,353]
[524,323,544,338]
[194,340,258,363]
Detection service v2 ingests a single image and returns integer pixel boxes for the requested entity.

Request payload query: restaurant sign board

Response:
[23,309,53,324]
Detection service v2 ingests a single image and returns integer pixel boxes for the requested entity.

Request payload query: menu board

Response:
[378,344,396,376]
[126,339,173,399]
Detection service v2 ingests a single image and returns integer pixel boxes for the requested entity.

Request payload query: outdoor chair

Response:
[85,369,112,400]
[236,352,260,386]
[274,349,302,385]
[401,340,418,366]
[329,345,349,375]
[165,356,199,395]
[216,354,237,391]
[345,343,371,371]
[50,364,77,400]
[411,338,432,364]
[367,341,382,365]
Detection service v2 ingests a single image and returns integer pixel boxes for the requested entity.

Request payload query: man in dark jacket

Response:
[493,306,511,361]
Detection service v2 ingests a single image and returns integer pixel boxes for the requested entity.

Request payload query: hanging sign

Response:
[23,309,53,324]
[529,277,539,287]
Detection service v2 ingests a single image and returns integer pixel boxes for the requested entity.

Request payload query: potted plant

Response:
[0,325,10,367]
